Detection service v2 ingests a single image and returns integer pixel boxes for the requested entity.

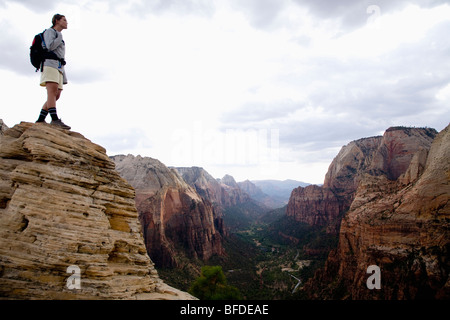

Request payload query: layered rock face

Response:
[287,127,437,233]
[303,125,449,299]
[219,174,252,206]
[112,156,225,268]
[287,185,340,230]
[0,119,8,135]
[175,167,257,219]
[175,167,251,210]
[0,122,193,299]
[175,167,227,209]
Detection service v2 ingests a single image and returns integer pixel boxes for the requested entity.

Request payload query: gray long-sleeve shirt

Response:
[42,27,67,84]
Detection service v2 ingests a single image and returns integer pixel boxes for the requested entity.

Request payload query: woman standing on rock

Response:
[35,14,71,130]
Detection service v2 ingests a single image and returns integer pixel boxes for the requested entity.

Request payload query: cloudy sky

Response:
[1,0,449,184]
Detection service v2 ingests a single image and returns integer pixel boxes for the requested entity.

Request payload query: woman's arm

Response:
[43,28,63,52]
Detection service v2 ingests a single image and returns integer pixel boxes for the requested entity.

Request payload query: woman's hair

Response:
[52,14,65,27]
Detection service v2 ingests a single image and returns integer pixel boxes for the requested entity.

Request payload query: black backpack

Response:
[30,31,47,72]
[30,29,65,72]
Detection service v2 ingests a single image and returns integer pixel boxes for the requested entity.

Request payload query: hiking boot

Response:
[51,119,71,130]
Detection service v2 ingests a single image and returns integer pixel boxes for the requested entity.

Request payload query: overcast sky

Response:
[1,0,449,184]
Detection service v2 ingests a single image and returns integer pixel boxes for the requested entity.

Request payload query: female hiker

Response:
[35,14,71,130]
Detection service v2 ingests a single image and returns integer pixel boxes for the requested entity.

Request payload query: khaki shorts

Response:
[40,66,64,90]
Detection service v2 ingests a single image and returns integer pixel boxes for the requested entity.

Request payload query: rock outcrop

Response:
[287,185,340,230]
[175,168,251,209]
[0,119,8,135]
[303,124,449,299]
[287,127,438,233]
[0,122,193,299]
[176,168,270,229]
[112,156,225,268]
[175,167,226,210]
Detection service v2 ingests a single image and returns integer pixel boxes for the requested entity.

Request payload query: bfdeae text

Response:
[180,304,269,317]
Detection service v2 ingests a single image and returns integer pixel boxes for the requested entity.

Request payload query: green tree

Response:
[189,266,241,300]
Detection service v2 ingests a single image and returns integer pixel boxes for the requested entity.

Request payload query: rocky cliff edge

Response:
[0,122,194,300]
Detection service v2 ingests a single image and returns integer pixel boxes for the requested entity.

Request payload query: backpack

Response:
[30,31,47,72]
[30,29,65,72]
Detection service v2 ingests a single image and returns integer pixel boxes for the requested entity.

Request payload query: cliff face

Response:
[175,167,259,218]
[0,119,8,135]
[287,185,340,230]
[176,168,269,230]
[303,125,449,299]
[174,167,226,209]
[112,156,225,268]
[175,168,251,209]
[218,175,252,206]
[287,127,438,233]
[0,122,193,299]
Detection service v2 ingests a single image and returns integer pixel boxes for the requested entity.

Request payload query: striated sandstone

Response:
[176,168,251,210]
[218,174,252,206]
[175,168,268,232]
[303,124,449,299]
[0,122,194,300]
[287,185,340,232]
[112,155,225,268]
[0,119,8,135]
[287,127,437,233]
[175,167,226,210]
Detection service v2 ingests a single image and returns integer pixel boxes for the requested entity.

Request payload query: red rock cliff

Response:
[174,168,250,211]
[286,127,437,234]
[112,155,225,268]
[303,124,449,299]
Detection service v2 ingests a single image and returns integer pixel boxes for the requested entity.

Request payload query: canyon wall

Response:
[287,127,438,233]
[175,167,250,210]
[302,125,449,299]
[112,156,225,268]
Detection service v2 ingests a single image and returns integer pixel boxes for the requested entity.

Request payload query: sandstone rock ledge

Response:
[0,122,195,300]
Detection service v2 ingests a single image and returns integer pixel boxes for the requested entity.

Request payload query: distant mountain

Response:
[238,180,284,209]
[249,179,310,206]
[175,168,268,231]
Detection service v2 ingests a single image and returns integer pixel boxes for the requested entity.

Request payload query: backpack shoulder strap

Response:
[39,30,48,72]
[40,29,48,50]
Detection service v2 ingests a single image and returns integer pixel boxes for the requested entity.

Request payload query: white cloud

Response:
[436,83,450,101]
[1,0,449,184]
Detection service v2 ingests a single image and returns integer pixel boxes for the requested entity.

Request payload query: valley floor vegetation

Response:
[157,206,339,300]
